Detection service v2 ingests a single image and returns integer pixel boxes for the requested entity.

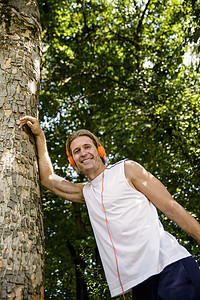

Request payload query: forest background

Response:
[38,0,200,299]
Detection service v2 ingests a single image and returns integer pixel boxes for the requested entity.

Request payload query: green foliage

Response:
[38,0,200,298]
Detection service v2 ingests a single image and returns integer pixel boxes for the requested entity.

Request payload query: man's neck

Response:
[86,163,106,181]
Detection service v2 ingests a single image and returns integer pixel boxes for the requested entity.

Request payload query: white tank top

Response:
[83,160,190,297]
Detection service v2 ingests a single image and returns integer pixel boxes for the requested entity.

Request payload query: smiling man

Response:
[66,130,106,179]
[18,116,200,300]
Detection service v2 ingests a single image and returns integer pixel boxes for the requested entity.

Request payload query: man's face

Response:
[70,136,102,175]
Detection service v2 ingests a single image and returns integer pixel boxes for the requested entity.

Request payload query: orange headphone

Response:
[66,140,106,167]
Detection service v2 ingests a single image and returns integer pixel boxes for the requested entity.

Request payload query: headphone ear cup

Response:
[68,156,76,167]
[66,151,76,167]
[98,145,106,158]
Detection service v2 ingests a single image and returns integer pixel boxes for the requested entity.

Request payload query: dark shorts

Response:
[132,256,200,300]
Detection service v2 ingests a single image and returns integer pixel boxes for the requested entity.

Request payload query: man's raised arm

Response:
[18,116,85,203]
[125,159,200,244]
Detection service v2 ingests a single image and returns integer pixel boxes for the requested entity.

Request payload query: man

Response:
[18,116,200,300]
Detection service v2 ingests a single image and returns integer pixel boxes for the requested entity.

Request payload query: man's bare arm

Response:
[18,116,85,203]
[125,159,200,244]
[43,173,85,203]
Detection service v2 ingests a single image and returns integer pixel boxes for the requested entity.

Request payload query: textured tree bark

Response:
[0,0,44,299]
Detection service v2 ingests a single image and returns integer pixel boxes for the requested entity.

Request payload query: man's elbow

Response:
[40,178,49,188]
[40,175,53,189]
[40,173,64,190]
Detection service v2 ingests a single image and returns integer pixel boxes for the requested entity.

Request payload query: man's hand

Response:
[18,116,43,137]
[17,116,85,203]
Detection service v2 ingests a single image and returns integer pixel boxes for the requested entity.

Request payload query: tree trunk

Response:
[0,1,44,299]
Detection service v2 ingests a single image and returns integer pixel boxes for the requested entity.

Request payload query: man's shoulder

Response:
[107,159,138,173]
[106,159,127,170]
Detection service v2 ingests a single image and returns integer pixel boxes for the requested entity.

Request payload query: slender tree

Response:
[0,0,44,298]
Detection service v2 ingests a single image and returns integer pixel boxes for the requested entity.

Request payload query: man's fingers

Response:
[17,121,27,128]
[17,120,31,128]
[17,115,42,136]
[27,121,34,127]
[19,116,37,123]
[17,116,37,128]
